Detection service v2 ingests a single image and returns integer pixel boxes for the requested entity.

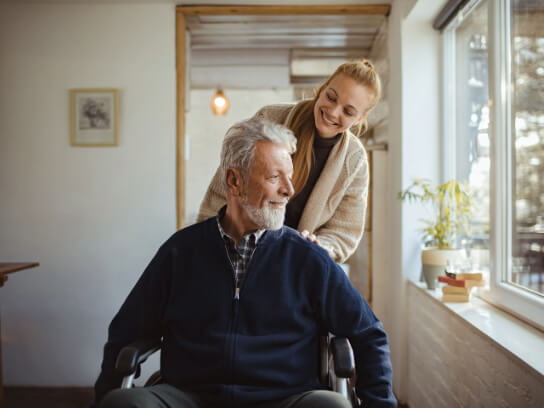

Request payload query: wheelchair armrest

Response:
[115,338,161,377]
[330,337,355,378]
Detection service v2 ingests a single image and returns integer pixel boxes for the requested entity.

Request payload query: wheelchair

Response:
[114,335,360,407]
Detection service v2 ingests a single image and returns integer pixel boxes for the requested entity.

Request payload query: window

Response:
[509,0,544,296]
[443,0,544,328]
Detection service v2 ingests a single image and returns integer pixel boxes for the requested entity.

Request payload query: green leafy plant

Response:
[398,179,472,249]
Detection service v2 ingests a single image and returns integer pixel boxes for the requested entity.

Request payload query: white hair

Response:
[220,118,297,186]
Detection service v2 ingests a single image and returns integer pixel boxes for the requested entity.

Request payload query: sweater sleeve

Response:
[315,147,369,264]
[91,243,173,407]
[196,167,226,222]
[314,261,395,407]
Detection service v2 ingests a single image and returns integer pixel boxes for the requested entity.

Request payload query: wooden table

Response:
[0,263,39,287]
[0,262,40,406]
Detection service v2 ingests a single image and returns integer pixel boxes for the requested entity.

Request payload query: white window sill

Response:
[408,280,544,377]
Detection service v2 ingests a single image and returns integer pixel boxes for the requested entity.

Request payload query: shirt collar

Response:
[216,206,265,246]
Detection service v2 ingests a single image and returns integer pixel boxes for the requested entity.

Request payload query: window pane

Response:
[455,0,490,273]
[510,0,544,295]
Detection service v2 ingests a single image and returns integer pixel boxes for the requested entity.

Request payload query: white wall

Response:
[386,0,447,402]
[0,3,176,385]
[185,88,294,224]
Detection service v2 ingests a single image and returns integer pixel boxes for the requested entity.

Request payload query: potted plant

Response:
[399,179,472,289]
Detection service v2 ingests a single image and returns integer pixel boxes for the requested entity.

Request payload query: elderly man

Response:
[92,118,395,408]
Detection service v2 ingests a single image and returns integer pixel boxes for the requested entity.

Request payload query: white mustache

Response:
[268,199,288,205]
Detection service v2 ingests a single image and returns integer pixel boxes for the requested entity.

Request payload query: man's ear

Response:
[225,168,243,196]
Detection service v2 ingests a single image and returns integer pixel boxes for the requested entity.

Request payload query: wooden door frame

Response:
[175,4,390,228]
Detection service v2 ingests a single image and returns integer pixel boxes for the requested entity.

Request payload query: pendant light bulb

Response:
[211,89,229,115]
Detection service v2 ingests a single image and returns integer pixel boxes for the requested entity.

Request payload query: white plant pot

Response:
[421,247,464,266]
[421,247,464,289]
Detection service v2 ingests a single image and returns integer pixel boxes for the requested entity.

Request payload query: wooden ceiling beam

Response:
[177,5,391,17]
[188,15,386,23]
[186,24,379,35]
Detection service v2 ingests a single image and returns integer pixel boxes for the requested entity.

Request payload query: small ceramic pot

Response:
[421,247,464,289]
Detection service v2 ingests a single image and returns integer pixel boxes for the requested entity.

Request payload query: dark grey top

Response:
[285,132,342,229]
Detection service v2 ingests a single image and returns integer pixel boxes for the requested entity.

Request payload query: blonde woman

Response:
[198,59,381,263]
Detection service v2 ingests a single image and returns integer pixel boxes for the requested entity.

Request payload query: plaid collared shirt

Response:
[217,209,265,299]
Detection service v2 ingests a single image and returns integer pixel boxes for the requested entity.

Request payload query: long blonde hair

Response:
[289,59,381,195]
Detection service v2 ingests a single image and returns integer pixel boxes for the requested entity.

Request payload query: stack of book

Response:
[437,272,484,302]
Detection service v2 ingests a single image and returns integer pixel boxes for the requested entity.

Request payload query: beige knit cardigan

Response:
[197,102,369,264]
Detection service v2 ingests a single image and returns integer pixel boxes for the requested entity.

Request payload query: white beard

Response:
[242,196,286,230]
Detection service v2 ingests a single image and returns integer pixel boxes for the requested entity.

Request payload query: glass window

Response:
[510,0,544,296]
[453,0,490,275]
[444,0,544,327]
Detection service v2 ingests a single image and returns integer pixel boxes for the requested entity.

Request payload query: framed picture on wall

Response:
[70,88,119,146]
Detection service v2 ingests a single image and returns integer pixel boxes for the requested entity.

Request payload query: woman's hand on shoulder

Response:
[300,229,319,245]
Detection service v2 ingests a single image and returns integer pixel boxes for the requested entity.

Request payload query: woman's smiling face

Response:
[313,73,373,139]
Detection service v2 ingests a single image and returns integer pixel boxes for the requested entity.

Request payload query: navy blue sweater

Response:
[93,218,395,407]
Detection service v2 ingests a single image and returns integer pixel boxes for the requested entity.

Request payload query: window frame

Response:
[443,0,544,330]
